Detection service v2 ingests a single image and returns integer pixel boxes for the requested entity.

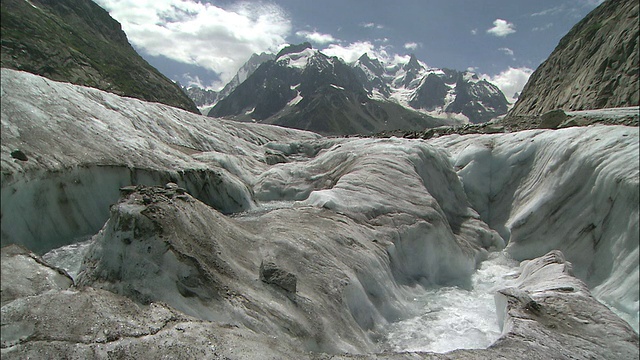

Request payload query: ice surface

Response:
[42,236,95,280]
[1,69,319,253]
[2,69,638,356]
[429,126,640,332]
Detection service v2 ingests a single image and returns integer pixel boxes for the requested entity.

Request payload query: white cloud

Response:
[471,29,478,35]
[487,19,516,37]
[531,6,565,17]
[321,41,392,64]
[94,0,291,88]
[361,22,384,29]
[482,67,534,101]
[498,47,514,56]
[532,23,554,32]
[404,42,419,50]
[295,30,337,45]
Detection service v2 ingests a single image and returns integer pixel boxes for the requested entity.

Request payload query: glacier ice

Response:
[1,69,638,357]
[429,126,639,331]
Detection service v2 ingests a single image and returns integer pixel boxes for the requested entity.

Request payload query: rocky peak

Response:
[276,42,313,60]
[403,54,423,72]
[356,53,386,77]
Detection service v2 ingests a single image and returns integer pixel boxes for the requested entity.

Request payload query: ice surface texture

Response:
[1,69,638,357]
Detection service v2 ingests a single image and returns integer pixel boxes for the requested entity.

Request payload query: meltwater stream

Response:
[383,252,520,353]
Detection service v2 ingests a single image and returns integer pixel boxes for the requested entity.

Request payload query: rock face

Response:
[0,0,199,113]
[508,0,639,116]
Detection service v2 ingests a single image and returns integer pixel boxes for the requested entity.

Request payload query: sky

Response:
[93,0,605,100]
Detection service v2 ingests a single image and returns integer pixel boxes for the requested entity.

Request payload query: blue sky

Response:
[94,0,605,99]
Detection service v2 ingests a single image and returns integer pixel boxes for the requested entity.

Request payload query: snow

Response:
[463,71,481,83]
[277,48,317,69]
[287,91,303,107]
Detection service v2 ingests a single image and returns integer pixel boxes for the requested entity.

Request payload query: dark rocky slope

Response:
[0,0,198,113]
[508,0,639,116]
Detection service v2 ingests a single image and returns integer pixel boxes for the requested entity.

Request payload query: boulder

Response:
[259,259,297,293]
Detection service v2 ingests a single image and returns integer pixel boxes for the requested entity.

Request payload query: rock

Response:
[10,149,27,161]
[259,259,297,293]
[559,117,579,128]
[265,150,289,165]
[119,185,138,195]
[164,182,179,190]
[538,109,569,129]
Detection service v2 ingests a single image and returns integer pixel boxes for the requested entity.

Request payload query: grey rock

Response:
[538,109,569,129]
[9,150,27,161]
[260,259,297,293]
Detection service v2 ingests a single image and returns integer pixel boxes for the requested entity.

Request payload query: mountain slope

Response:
[0,0,199,113]
[509,0,639,115]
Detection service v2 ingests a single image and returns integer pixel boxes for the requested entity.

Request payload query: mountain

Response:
[1,69,638,357]
[354,53,509,123]
[508,0,639,116]
[0,0,199,113]
[207,44,509,135]
[208,43,454,135]
[181,85,220,114]
[218,52,276,100]
[181,52,275,115]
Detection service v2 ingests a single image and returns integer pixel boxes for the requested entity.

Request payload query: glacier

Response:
[1,69,638,358]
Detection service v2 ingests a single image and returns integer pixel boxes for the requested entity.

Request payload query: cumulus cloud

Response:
[404,42,419,50]
[487,19,516,37]
[321,41,395,64]
[295,30,337,44]
[94,0,291,88]
[482,67,534,102]
[471,28,478,35]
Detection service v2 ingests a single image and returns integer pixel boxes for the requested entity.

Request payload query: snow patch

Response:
[277,48,316,69]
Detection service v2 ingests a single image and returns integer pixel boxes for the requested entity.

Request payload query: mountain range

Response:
[199,43,508,135]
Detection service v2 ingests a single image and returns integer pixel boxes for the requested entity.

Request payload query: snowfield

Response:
[1,69,638,358]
